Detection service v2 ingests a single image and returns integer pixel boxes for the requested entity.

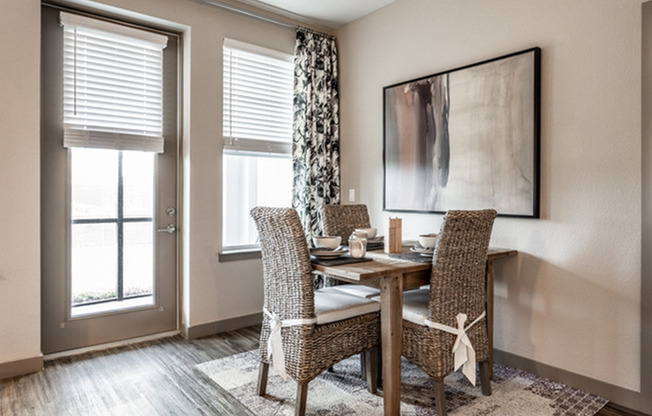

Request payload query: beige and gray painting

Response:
[384,50,537,216]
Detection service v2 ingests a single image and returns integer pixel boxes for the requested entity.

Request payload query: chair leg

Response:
[479,360,492,396]
[360,353,367,381]
[364,348,378,393]
[295,382,308,416]
[434,379,447,416]
[257,362,269,396]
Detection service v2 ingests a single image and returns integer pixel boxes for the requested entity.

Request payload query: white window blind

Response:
[223,38,293,156]
[60,12,168,153]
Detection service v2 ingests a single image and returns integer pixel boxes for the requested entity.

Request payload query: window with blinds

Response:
[60,12,168,153]
[222,39,293,250]
[223,38,293,156]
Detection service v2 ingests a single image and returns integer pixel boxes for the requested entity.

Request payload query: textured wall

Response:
[336,0,643,394]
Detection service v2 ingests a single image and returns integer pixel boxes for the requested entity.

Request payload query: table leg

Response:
[379,274,403,416]
[486,260,495,379]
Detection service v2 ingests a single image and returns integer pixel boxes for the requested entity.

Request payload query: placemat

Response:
[310,255,373,266]
[388,252,433,264]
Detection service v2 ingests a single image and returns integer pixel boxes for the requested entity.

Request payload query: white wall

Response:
[0,0,41,365]
[336,0,643,396]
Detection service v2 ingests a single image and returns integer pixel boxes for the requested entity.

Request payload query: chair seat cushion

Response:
[402,288,430,326]
[321,284,381,299]
[314,288,380,325]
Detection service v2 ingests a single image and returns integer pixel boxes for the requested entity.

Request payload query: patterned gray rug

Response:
[197,350,608,415]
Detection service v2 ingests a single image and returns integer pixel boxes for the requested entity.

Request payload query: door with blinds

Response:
[41,5,179,353]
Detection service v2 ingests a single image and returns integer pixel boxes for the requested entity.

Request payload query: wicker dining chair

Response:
[401,209,497,416]
[318,203,376,290]
[251,207,381,416]
[320,203,371,242]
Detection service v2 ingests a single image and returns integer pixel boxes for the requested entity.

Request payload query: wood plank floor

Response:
[0,326,645,415]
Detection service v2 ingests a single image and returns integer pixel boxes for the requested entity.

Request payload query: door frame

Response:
[40,3,184,354]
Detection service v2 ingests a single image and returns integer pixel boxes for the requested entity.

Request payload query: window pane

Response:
[123,151,155,218]
[223,154,291,247]
[71,223,117,305]
[70,148,118,220]
[123,222,154,299]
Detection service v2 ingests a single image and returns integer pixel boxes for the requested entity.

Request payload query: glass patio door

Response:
[40,5,179,354]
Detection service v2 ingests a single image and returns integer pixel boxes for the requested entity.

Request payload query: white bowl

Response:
[312,235,342,249]
[354,227,377,239]
[418,233,438,249]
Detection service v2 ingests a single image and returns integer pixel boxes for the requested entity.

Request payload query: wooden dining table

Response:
[312,244,517,416]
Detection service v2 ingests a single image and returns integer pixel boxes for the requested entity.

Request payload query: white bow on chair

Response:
[263,308,316,381]
[425,311,486,386]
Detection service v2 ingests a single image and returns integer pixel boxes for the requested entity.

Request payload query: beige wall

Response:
[641,4,652,411]
[337,0,643,400]
[0,0,41,365]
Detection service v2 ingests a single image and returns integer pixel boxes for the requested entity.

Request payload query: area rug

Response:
[197,350,608,415]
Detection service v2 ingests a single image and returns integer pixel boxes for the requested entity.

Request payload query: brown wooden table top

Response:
[312,246,516,281]
[311,256,430,282]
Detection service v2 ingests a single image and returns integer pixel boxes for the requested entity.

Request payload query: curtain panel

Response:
[292,28,340,239]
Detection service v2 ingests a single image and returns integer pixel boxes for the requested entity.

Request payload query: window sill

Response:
[218,248,262,262]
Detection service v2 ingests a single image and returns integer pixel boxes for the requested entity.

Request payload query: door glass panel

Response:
[70,223,118,305]
[123,152,155,218]
[123,221,154,298]
[70,148,155,317]
[70,148,118,220]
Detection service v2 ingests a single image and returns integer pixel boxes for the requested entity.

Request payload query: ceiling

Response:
[230,0,398,29]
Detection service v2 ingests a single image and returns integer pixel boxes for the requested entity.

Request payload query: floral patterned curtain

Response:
[292,28,340,239]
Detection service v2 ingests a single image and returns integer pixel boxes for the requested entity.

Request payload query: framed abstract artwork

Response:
[383,47,541,217]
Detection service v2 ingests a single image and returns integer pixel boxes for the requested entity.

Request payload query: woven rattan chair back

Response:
[319,204,371,241]
[317,204,372,288]
[402,209,496,416]
[250,206,381,416]
[426,209,497,373]
[429,209,497,349]
[250,207,314,321]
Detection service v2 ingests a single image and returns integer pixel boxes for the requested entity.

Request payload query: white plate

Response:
[410,247,434,257]
[310,249,348,259]
[367,236,384,243]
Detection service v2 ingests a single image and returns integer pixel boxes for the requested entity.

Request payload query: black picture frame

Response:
[383,47,541,218]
